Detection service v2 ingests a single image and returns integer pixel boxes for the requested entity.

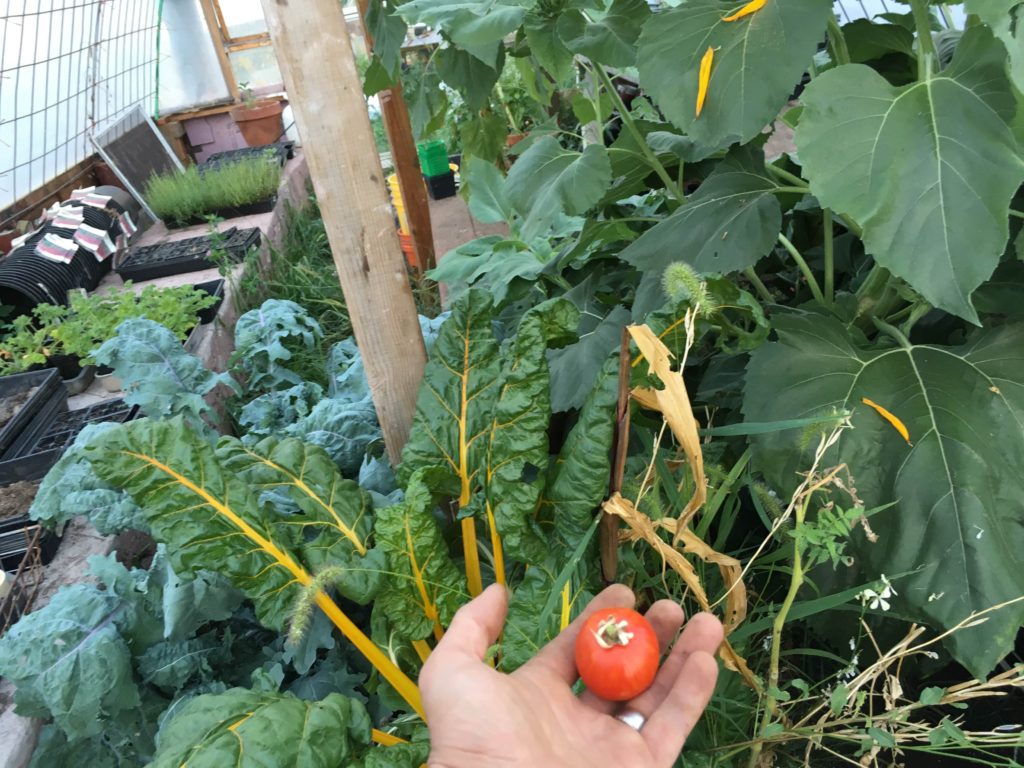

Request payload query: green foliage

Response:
[744,310,1024,677]
[149,689,372,767]
[94,319,237,426]
[144,157,281,227]
[0,282,215,373]
[233,298,323,391]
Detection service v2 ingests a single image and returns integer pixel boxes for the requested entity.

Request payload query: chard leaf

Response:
[795,26,1024,322]
[398,288,501,502]
[620,146,782,276]
[234,299,323,391]
[637,0,832,147]
[137,634,223,693]
[149,689,371,768]
[543,351,620,550]
[375,470,467,640]
[86,417,307,630]
[361,742,431,767]
[483,298,579,561]
[93,318,234,426]
[505,137,612,240]
[218,436,384,603]
[744,310,1024,677]
[0,584,139,738]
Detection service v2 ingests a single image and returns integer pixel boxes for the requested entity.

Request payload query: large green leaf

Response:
[217,436,384,603]
[374,470,467,640]
[505,136,612,240]
[524,10,575,81]
[965,0,1024,91]
[429,237,551,305]
[482,299,579,560]
[743,311,1024,677]
[398,289,502,499]
[795,27,1024,323]
[0,585,138,739]
[86,418,304,630]
[461,156,513,224]
[556,0,650,68]
[364,0,407,89]
[435,45,503,111]
[543,352,620,549]
[149,689,371,767]
[620,146,782,275]
[459,112,508,162]
[637,0,832,147]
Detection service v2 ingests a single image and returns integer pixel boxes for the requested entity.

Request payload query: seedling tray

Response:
[165,197,277,230]
[116,227,261,281]
[201,141,295,172]
[0,517,61,572]
[0,398,137,485]
[194,279,225,324]
[0,369,64,459]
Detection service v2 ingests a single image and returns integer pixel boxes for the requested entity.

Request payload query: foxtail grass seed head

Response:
[287,566,348,648]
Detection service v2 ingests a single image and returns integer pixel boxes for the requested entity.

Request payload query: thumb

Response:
[431,583,509,664]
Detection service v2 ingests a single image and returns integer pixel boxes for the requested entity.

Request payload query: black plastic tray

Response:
[0,398,137,485]
[0,369,64,458]
[165,197,277,230]
[116,227,262,281]
[200,141,295,172]
[425,171,457,200]
[0,503,61,572]
[194,279,225,324]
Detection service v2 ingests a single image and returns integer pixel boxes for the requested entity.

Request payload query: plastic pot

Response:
[230,100,286,148]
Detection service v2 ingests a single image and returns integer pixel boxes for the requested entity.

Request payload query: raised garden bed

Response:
[116,227,262,281]
[194,279,225,324]
[0,481,59,572]
[0,370,66,461]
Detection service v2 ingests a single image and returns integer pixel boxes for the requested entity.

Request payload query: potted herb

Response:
[230,82,286,148]
[144,156,281,228]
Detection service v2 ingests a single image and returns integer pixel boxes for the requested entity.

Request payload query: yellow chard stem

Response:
[485,503,506,586]
[722,0,767,21]
[461,517,483,596]
[372,729,409,746]
[412,639,432,664]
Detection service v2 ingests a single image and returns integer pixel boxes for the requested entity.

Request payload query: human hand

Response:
[420,583,724,768]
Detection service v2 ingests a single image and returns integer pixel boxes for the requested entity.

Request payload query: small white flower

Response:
[922,651,939,660]
[848,637,857,651]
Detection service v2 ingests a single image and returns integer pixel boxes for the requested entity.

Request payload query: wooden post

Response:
[260,0,427,464]
[354,0,437,273]
[199,0,240,101]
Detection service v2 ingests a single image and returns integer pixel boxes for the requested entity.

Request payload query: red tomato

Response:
[574,607,659,701]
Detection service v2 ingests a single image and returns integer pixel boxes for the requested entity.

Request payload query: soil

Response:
[0,481,41,521]
[0,386,39,431]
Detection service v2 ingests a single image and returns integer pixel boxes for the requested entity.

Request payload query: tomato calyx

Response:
[592,614,636,649]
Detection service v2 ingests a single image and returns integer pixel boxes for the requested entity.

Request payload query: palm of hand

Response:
[421,584,724,768]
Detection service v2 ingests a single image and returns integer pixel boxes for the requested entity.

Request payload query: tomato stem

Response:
[593,615,635,649]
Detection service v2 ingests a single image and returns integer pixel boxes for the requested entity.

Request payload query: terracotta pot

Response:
[230,99,286,148]
[505,133,527,148]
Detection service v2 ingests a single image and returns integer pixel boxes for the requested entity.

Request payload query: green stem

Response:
[826,16,851,66]
[748,496,810,768]
[855,264,890,301]
[908,0,937,80]
[823,209,835,305]
[872,316,913,350]
[1009,209,1024,220]
[778,233,826,304]
[766,164,807,188]
[744,267,774,304]
[773,185,811,195]
[594,64,684,201]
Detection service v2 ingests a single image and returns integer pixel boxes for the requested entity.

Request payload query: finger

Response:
[622,613,724,718]
[522,583,635,685]
[641,650,719,766]
[579,599,684,713]
[428,583,508,667]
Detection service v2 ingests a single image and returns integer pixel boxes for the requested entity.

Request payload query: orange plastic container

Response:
[398,232,416,269]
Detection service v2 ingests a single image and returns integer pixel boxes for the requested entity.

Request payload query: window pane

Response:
[229,46,282,90]
[216,0,268,37]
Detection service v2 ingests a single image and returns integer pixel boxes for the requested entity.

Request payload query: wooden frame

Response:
[202,0,283,98]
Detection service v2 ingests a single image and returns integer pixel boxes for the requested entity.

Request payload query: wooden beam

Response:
[354,0,436,273]
[260,0,427,464]
[199,0,240,101]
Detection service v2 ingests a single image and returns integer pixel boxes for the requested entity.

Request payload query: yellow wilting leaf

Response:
[722,0,767,21]
[696,46,714,117]
[861,397,911,444]
[604,493,757,688]
[628,325,706,527]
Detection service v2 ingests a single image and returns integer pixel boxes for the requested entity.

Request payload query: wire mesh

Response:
[0,0,158,222]
[0,527,45,637]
